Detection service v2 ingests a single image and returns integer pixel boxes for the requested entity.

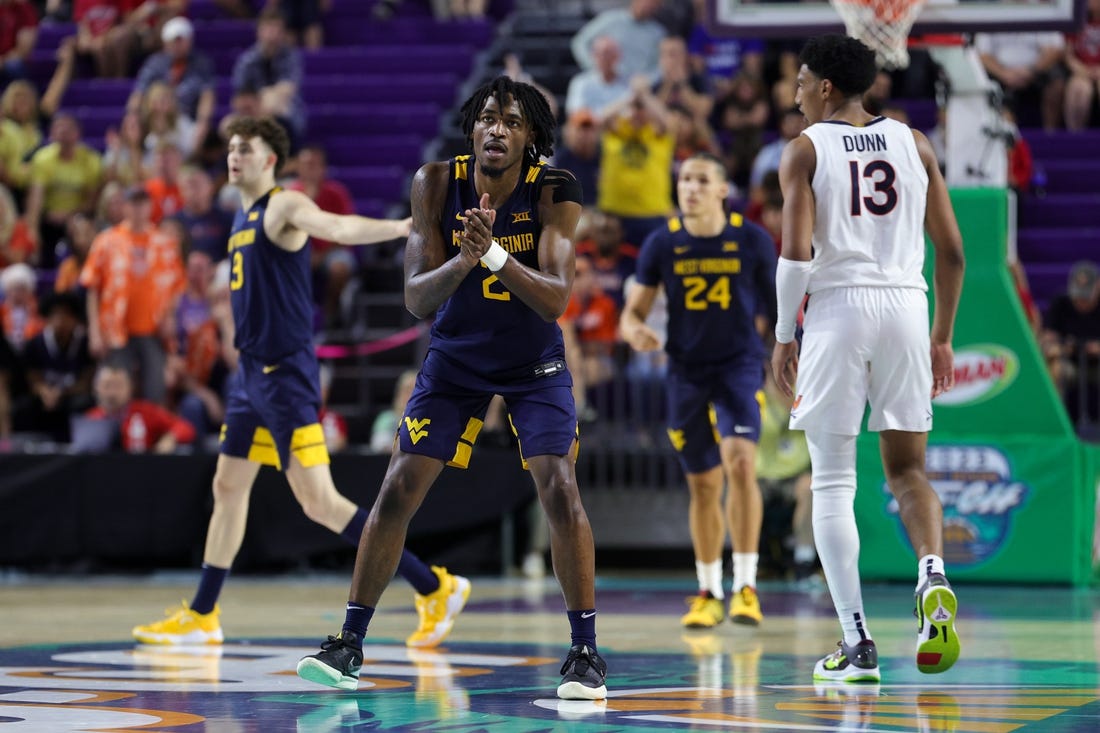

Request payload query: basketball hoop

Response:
[830,0,928,70]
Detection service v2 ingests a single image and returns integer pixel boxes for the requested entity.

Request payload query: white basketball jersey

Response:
[801,116,929,293]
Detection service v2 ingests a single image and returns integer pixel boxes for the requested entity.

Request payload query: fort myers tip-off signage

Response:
[933,344,1019,407]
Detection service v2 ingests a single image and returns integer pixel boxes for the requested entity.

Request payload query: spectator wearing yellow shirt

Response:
[23,113,104,268]
[596,75,675,248]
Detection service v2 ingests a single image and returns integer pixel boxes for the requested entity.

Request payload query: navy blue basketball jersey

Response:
[431,156,571,380]
[635,212,777,368]
[228,187,314,361]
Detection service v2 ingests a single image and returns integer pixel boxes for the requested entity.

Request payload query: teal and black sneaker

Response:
[813,639,880,682]
[297,631,364,691]
[915,573,960,674]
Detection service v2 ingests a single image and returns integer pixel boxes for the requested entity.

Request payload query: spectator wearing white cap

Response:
[0,262,43,354]
[128,15,216,155]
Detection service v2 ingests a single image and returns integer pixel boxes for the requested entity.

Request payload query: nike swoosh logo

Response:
[580,611,596,619]
[733,425,753,434]
[262,365,279,374]
[674,246,690,254]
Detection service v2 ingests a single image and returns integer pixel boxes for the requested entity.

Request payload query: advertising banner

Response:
[853,188,1097,585]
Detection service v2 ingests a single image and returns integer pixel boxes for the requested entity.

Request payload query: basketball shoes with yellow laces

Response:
[406,566,471,648]
[729,586,763,626]
[132,602,223,645]
[680,592,724,628]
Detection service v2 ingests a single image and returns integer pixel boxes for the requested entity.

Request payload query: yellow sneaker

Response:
[406,566,471,648]
[132,602,223,645]
[680,593,724,629]
[729,586,763,626]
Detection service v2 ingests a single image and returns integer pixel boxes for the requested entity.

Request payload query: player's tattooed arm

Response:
[404,162,479,319]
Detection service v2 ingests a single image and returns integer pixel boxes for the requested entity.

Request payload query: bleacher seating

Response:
[1018,129,1100,315]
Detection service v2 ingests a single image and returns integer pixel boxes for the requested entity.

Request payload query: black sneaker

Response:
[812,639,880,682]
[297,631,363,691]
[556,644,607,700]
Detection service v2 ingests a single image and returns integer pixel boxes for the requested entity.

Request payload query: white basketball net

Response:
[830,0,928,70]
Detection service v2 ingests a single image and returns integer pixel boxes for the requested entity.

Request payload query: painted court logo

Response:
[933,344,1018,406]
[883,445,1029,567]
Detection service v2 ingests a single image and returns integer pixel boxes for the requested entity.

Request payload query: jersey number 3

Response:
[849,160,898,216]
[230,251,244,290]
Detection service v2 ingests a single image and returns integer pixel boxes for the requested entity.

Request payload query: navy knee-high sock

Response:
[190,564,229,615]
[398,549,440,596]
[340,508,368,546]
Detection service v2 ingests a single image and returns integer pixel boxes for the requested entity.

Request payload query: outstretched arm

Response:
[269,189,411,249]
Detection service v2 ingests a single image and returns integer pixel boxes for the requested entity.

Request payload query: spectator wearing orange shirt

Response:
[561,255,619,394]
[81,360,195,453]
[145,141,184,224]
[80,185,184,405]
[53,213,97,295]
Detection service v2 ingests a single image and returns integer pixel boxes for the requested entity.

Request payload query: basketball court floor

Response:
[0,571,1097,731]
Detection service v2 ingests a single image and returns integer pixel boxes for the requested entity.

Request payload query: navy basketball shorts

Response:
[220,348,328,470]
[665,359,764,475]
[398,351,578,469]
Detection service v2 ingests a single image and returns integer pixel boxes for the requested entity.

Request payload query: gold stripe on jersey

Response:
[248,427,281,468]
[667,217,682,233]
[729,212,743,227]
[524,161,546,183]
[455,155,471,180]
[290,424,330,468]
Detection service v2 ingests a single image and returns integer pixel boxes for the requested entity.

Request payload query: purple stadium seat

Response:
[302,47,473,76]
[191,20,257,51]
[324,18,493,47]
[307,104,441,137]
[62,80,132,108]
[1016,229,1098,263]
[1019,195,1100,230]
[1039,161,1100,194]
[300,75,458,106]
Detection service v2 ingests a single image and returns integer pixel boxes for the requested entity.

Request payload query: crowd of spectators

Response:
[0,0,1098,460]
[0,0,366,454]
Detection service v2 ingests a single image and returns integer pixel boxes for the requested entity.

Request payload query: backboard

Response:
[708,0,1088,37]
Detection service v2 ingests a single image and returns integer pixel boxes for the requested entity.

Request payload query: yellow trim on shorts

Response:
[248,427,282,469]
[290,423,330,468]
[447,417,484,469]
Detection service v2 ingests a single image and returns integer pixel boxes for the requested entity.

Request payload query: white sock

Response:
[696,559,724,599]
[806,430,869,646]
[917,554,945,592]
[732,552,758,591]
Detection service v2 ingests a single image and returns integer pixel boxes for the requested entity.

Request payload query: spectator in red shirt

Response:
[1065,0,1100,131]
[0,0,38,86]
[287,143,357,327]
[82,360,195,453]
[74,0,137,78]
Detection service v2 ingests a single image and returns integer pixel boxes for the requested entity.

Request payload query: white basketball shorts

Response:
[789,286,933,435]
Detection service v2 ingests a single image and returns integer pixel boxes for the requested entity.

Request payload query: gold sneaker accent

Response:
[680,593,724,629]
[406,566,471,648]
[132,601,223,645]
[729,586,763,626]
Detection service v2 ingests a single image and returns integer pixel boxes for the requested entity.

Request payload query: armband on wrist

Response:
[480,239,508,272]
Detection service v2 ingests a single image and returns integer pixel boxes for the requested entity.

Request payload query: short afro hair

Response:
[799,35,878,98]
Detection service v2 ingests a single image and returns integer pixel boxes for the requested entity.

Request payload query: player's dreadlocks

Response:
[459,76,556,166]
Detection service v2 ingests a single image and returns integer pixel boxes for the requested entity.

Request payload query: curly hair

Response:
[459,76,556,166]
[224,116,291,175]
[799,35,878,98]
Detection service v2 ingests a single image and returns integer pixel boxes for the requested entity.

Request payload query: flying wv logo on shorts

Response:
[404,416,430,444]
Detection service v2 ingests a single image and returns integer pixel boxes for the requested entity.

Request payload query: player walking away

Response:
[296,77,607,700]
[132,116,470,651]
[621,152,777,631]
[772,35,965,682]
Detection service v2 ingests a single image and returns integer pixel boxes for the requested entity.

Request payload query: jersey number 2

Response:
[482,272,511,301]
[849,160,898,216]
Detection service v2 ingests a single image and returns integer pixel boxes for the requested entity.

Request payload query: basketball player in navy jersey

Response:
[772,35,964,682]
[621,152,777,630]
[297,77,607,700]
[133,117,472,651]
